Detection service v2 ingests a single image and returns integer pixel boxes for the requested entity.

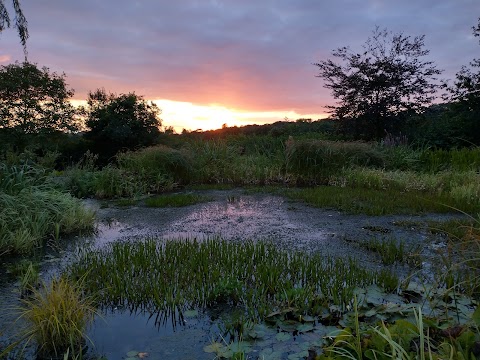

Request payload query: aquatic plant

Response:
[10,276,97,359]
[0,171,95,257]
[361,237,420,266]
[68,238,399,324]
[284,186,478,216]
[285,139,384,183]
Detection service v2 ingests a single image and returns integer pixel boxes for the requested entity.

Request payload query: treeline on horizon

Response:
[0,19,479,169]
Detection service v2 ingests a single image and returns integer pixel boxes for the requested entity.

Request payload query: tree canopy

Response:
[314,27,442,140]
[449,18,480,111]
[0,62,77,135]
[84,89,162,159]
[0,0,28,55]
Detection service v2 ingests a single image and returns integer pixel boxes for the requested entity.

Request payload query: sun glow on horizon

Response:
[70,98,328,132]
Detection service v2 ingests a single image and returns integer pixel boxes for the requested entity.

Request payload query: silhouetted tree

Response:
[314,27,442,140]
[445,18,480,145]
[85,89,162,160]
[0,62,77,150]
[0,0,28,55]
[450,18,480,111]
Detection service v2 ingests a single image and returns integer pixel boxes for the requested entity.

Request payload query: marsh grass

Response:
[336,168,480,211]
[285,139,384,183]
[69,238,399,323]
[117,145,193,187]
[284,186,472,215]
[7,276,97,359]
[436,215,480,298]
[144,193,209,207]
[361,238,420,266]
[0,173,95,256]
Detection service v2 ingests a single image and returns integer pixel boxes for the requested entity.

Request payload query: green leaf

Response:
[203,342,224,353]
[297,323,314,333]
[276,332,292,342]
[126,351,139,357]
[288,350,309,360]
[472,305,480,327]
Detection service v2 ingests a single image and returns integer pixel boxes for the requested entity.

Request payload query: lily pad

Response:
[204,342,224,353]
[276,332,291,342]
[296,323,314,333]
[288,350,309,360]
[126,351,139,357]
[183,309,199,318]
[259,348,283,360]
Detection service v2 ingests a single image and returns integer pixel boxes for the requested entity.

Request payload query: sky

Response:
[0,1,478,131]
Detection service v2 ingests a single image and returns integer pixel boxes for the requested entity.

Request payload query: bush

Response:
[0,165,95,256]
[285,139,384,183]
[117,145,193,187]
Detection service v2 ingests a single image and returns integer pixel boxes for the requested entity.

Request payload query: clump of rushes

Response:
[361,238,420,266]
[0,165,95,257]
[69,238,399,323]
[145,193,208,207]
[285,139,384,183]
[0,189,95,256]
[8,276,96,359]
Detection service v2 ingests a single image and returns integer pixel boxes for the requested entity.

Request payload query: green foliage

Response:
[0,62,77,147]
[117,145,193,187]
[284,185,478,215]
[285,139,384,183]
[84,89,162,160]
[69,238,398,322]
[0,164,95,257]
[12,276,96,359]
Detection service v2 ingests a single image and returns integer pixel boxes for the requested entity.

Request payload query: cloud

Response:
[2,0,479,119]
[0,54,11,63]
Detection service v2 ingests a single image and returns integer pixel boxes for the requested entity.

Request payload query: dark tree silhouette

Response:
[84,89,162,160]
[0,0,28,55]
[450,18,480,111]
[314,27,442,140]
[0,62,76,134]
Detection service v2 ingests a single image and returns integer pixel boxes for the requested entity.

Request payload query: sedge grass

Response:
[0,188,95,257]
[69,238,399,323]
[8,276,97,359]
[361,238,420,266]
[284,186,476,215]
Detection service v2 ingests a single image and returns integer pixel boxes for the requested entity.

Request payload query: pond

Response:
[0,189,464,359]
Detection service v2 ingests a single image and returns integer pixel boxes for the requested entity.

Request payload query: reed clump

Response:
[11,276,96,359]
[69,238,399,322]
[0,165,95,257]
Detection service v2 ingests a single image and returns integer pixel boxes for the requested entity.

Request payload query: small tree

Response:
[314,27,442,140]
[0,0,28,55]
[0,62,77,135]
[450,18,480,111]
[84,89,162,159]
[445,18,480,146]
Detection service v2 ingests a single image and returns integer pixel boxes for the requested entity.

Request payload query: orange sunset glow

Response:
[71,99,328,132]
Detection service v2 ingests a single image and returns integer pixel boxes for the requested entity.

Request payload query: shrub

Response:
[117,145,193,187]
[285,139,384,183]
